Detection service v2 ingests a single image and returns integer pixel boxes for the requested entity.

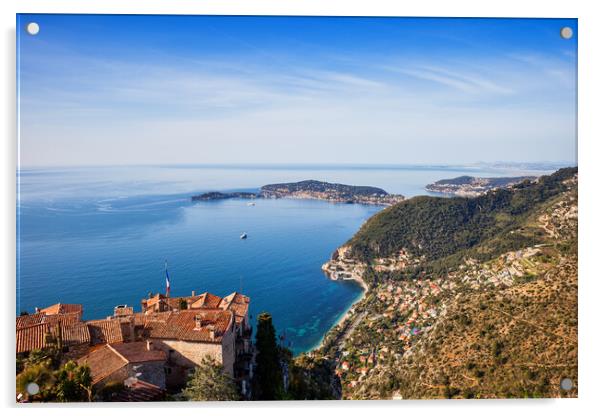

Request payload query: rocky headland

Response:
[191,180,405,206]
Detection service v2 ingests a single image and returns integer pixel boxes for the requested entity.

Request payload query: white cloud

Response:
[19,49,577,167]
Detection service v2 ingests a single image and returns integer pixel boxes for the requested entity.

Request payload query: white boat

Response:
[247,202,255,206]
[240,232,248,239]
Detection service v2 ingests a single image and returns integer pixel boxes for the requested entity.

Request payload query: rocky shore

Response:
[321,246,369,291]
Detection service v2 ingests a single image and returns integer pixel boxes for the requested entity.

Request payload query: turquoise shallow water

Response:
[16,164,555,354]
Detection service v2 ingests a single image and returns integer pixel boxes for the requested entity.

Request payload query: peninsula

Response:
[191,180,405,206]
[425,175,537,197]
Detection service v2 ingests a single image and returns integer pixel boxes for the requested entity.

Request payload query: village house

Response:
[108,379,165,402]
[78,341,167,391]
[136,290,253,394]
[87,319,125,345]
[139,290,252,355]
[39,303,83,319]
[16,304,89,359]
[16,290,254,398]
[141,309,235,373]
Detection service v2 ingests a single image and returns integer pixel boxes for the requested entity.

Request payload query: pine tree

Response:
[53,360,93,402]
[182,357,240,401]
[16,359,55,401]
[254,312,284,400]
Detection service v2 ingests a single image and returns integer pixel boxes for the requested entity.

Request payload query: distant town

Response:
[425,175,538,197]
[192,180,405,206]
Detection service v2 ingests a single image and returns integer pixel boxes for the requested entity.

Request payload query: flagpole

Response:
[165,260,170,298]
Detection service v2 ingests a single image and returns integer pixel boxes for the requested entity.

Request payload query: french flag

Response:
[165,261,171,297]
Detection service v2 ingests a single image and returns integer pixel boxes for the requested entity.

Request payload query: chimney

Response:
[146,340,153,351]
[209,327,215,341]
[35,307,40,313]
[191,290,195,297]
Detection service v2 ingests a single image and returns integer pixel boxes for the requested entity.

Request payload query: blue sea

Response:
[16,164,558,354]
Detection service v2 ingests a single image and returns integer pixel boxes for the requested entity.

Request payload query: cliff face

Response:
[317,168,577,400]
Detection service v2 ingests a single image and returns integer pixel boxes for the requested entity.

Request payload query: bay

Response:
[16,164,556,354]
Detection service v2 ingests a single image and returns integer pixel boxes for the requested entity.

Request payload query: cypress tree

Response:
[254,312,283,400]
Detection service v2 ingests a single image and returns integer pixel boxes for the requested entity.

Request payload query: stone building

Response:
[16,290,255,398]
[16,304,88,358]
[138,290,254,393]
[77,341,167,391]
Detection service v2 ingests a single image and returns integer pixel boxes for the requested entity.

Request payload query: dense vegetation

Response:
[191,191,257,201]
[182,357,240,401]
[286,353,340,399]
[319,167,577,399]
[428,175,535,187]
[253,312,341,400]
[261,180,389,197]
[348,167,577,278]
[16,346,92,402]
[253,312,285,400]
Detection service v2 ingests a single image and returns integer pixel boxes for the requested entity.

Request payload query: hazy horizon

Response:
[17,160,576,170]
[18,15,577,167]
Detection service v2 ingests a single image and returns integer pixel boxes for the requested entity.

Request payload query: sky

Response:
[17,15,577,167]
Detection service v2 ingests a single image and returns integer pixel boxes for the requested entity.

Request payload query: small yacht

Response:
[240,232,248,239]
[247,202,255,206]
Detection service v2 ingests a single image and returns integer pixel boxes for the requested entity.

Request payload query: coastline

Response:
[330,275,368,328]
[306,252,370,355]
[306,275,368,355]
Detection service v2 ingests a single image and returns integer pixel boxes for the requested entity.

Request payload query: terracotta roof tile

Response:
[146,309,233,343]
[78,343,166,386]
[40,303,83,316]
[16,311,82,330]
[110,380,165,402]
[144,294,165,308]
[16,323,60,353]
[132,311,171,327]
[61,322,91,346]
[132,312,148,326]
[190,292,223,309]
[110,342,166,363]
[78,344,128,385]
[165,294,202,310]
[16,313,46,329]
[87,319,124,345]
[219,292,250,324]
[44,312,81,327]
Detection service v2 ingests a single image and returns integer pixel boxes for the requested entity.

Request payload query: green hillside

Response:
[320,167,578,399]
[347,167,577,277]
